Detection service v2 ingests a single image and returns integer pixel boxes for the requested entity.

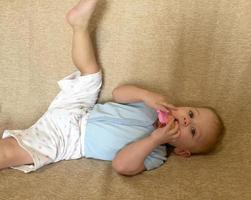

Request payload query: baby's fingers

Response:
[168,121,180,135]
[163,118,175,130]
[162,103,177,111]
[157,104,170,113]
[169,124,181,142]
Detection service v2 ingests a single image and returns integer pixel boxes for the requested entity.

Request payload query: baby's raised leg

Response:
[66,0,100,75]
[0,138,33,170]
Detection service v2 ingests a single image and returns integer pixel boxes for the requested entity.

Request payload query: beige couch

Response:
[1,0,251,199]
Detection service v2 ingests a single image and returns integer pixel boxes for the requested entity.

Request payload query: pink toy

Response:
[157,109,169,124]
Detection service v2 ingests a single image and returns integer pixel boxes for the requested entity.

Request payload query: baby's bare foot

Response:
[66,0,98,29]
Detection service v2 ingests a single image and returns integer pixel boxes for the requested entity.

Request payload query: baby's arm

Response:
[112,85,176,112]
[112,85,149,103]
[112,135,158,176]
[112,118,180,176]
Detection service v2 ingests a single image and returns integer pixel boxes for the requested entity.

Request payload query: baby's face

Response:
[168,107,217,153]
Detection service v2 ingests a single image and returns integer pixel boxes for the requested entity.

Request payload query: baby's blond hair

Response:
[192,107,224,154]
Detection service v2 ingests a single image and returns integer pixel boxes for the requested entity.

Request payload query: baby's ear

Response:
[173,147,191,158]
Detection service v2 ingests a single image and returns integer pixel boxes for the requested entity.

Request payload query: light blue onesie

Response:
[83,102,168,170]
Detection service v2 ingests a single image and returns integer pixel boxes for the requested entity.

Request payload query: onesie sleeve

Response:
[144,145,168,171]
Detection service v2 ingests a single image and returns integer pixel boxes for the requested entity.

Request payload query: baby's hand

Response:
[143,90,176,113]
[150,117,180,145]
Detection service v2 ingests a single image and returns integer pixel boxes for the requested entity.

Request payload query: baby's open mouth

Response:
[174,118,179,124]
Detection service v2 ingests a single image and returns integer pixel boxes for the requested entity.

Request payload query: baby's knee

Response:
[0,137,33,167]
[0,138,17,161]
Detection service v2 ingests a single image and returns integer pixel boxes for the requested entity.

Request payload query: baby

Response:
[0,0,223,176]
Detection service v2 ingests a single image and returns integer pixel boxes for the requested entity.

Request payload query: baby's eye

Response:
[188,110,194,118]
[191,127,196,137]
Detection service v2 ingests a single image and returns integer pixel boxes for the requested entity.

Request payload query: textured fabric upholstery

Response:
[0,0,250,199]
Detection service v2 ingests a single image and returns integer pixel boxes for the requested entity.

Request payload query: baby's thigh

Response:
[0,137,33,167]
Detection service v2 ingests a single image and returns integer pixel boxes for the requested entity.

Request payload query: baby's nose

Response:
[183,117,190,126]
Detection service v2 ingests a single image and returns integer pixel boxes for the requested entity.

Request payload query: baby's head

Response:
[168,106,224,157]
